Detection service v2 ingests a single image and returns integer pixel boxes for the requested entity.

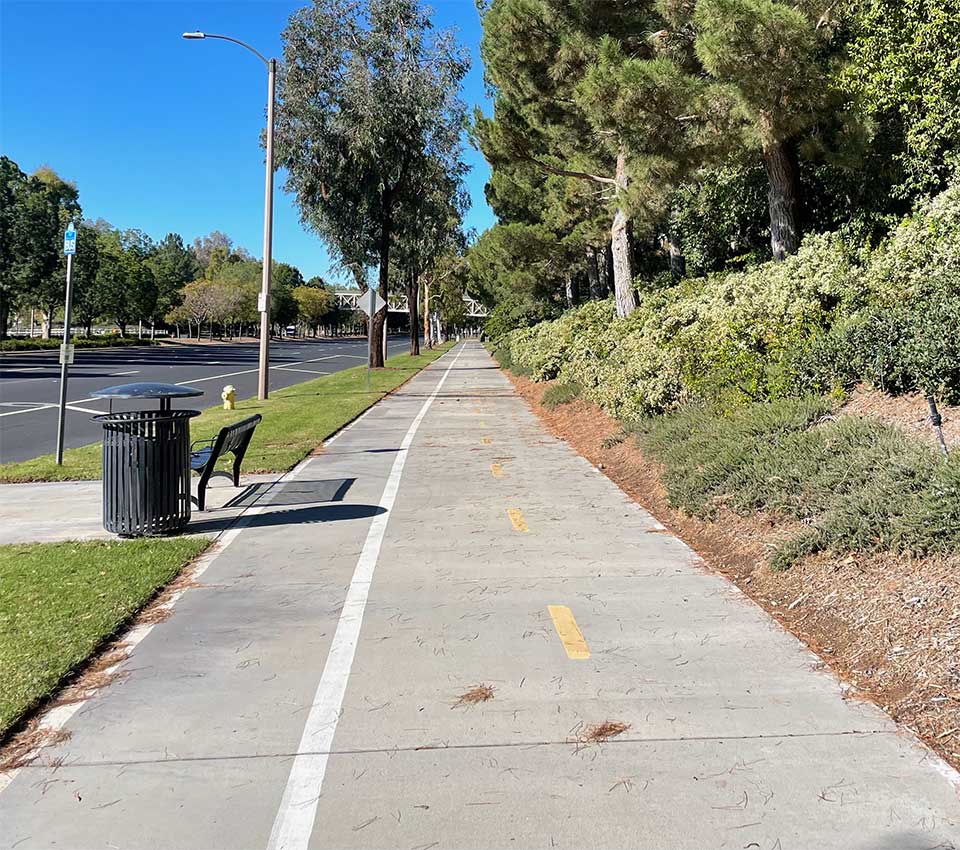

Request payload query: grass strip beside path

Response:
[0,344,454,483]
[0,537,209,736]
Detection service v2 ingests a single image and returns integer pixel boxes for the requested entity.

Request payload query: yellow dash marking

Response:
[480,420,488,427]
[548,605,591,659]
[490,463,504,478]
[481,437,493,445]
[506,508,528,532]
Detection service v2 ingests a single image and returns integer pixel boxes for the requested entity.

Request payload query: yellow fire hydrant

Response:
[221,384,236,410]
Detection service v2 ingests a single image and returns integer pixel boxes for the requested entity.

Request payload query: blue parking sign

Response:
[63,225,77,256]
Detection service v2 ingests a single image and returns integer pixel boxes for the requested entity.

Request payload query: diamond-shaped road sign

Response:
[358,288,386,317]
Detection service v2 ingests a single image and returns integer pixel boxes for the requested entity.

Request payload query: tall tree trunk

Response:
[42,308,52,339]
[601,242,613,297]
[118,320,127,338]
[611,149,637,318]
[586,246,602,300]
[564,275,580,308]
[370,194,391,368]
[423,280,431,349]
[407,269,420,356]
[762,138,801,261]
[0,292,8,340]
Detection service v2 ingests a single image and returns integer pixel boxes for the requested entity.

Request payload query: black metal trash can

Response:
[94,409,200,536]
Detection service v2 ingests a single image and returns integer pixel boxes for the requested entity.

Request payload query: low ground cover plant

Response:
[633,398,960,570]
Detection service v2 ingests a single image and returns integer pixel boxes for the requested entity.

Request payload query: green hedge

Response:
[493,181,960,417]
[0,335,156,352]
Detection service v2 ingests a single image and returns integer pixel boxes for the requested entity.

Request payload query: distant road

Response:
[0,336,409,464]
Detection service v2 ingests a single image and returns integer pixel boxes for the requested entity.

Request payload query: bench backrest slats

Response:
[219,414,261,455]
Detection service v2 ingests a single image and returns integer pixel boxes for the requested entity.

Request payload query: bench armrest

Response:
[190,436,216,452]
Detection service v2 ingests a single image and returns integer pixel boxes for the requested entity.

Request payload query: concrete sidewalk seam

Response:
[10,728,900,770]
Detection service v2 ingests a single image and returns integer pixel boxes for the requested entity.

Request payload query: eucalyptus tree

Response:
[393,152,469,355]
[275,0,469,366]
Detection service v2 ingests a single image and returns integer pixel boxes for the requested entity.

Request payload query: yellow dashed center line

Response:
[480,420,488,427]
[481,437,493,445]
[548,605,591,659]
[506,507,528,532]
[491,463,504,478]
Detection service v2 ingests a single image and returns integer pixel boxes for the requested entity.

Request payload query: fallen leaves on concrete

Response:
[454,684,495,707]
[582,720,630,743]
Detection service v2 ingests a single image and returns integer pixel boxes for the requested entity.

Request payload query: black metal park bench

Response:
[190,414,262,511]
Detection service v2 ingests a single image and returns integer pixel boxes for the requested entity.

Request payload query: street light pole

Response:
[183,31,275,400]
[259,58,276,400]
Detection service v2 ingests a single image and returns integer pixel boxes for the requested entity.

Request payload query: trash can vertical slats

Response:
[94,409,199,537]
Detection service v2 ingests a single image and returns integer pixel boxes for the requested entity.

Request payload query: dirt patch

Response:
[841,385,959,450]
[506,370,960,771]
[454,684,495,707]
[582,720,630,744]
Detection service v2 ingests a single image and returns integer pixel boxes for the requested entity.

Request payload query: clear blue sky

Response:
[1,0,494,283]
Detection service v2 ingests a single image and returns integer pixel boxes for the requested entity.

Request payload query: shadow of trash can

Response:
[91,383,202,537]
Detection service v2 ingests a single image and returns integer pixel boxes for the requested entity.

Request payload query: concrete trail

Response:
[1,341,958,849]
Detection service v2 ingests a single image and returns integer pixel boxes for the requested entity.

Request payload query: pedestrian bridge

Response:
[334,290,488,318]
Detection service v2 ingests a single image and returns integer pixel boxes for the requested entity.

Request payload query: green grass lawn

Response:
[0,537,209,735]
[0,344,454,483]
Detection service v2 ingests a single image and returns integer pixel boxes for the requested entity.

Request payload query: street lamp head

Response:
[182,31,206,39]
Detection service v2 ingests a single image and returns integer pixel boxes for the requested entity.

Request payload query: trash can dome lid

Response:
[92,382,204,399]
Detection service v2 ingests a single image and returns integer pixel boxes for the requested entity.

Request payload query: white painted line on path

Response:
[266,344,464,850]
[0,451,321,796]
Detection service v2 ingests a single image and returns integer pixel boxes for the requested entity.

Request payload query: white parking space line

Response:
[178,354,342,386]
[65,404,108,415]
[266,345,463,850]
[0,397,100,418]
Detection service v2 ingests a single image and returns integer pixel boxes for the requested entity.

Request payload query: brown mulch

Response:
[506,371,960,771]
[841,385,959,450]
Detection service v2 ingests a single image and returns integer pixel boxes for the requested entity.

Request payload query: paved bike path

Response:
[1,342,958,849]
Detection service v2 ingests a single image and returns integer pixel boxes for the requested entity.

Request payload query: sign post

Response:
[55,222,77,465]
[358,288,386,391]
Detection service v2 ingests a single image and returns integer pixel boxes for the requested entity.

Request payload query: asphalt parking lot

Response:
[0,336,409,464]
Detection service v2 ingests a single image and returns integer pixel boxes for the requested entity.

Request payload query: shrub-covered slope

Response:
[492,183,960,418]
